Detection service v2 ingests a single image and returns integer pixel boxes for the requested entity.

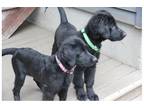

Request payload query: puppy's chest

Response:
[46,71,72,82]
[44,73,72,92]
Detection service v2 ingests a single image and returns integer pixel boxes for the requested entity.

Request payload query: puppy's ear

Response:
[98,25,111,39]
[61,45,76,67]
[87,12,116,40]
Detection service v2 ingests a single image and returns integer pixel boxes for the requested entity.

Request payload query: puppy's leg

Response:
[42,93,54,100]
[42,86,55,100]
[12,57,26,100]
[58,88,68,101]
[84,65,99,101]
[73,67,87,100]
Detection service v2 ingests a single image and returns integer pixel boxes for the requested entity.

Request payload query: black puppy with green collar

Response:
[2,36,97,101]
[51,7,126,101]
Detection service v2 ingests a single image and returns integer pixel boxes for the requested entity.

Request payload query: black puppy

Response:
[2,36,97,101]
[51,7,126,101]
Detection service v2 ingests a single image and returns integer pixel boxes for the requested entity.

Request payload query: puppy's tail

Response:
[58,7,68,24]
[2,48,17,56]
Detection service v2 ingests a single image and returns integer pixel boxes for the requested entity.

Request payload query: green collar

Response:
[81,28,100,53]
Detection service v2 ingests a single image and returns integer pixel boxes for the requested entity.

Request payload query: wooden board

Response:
[2,7,36,39]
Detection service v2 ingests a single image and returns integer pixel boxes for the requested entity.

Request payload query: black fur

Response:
[2,36,97,101]
[51,7,126,101]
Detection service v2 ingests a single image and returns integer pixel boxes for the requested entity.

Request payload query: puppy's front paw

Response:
[87,93,99,101]
[76,88,87,101]
[87,88,99,101]
[14,95,20,101]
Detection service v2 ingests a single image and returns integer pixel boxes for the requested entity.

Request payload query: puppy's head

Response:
[86,10,126,41]
[58,36,97,68]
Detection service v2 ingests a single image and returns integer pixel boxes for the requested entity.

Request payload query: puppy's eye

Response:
[69,43,76,48]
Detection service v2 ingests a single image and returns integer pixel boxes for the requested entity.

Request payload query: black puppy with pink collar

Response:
[2,36,97,101]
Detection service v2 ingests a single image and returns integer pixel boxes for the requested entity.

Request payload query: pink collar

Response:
[55,55,76,74]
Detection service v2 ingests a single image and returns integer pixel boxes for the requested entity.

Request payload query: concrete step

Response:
[116,86,142,101]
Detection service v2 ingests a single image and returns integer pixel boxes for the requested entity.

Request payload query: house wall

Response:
[28,7,142,69]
